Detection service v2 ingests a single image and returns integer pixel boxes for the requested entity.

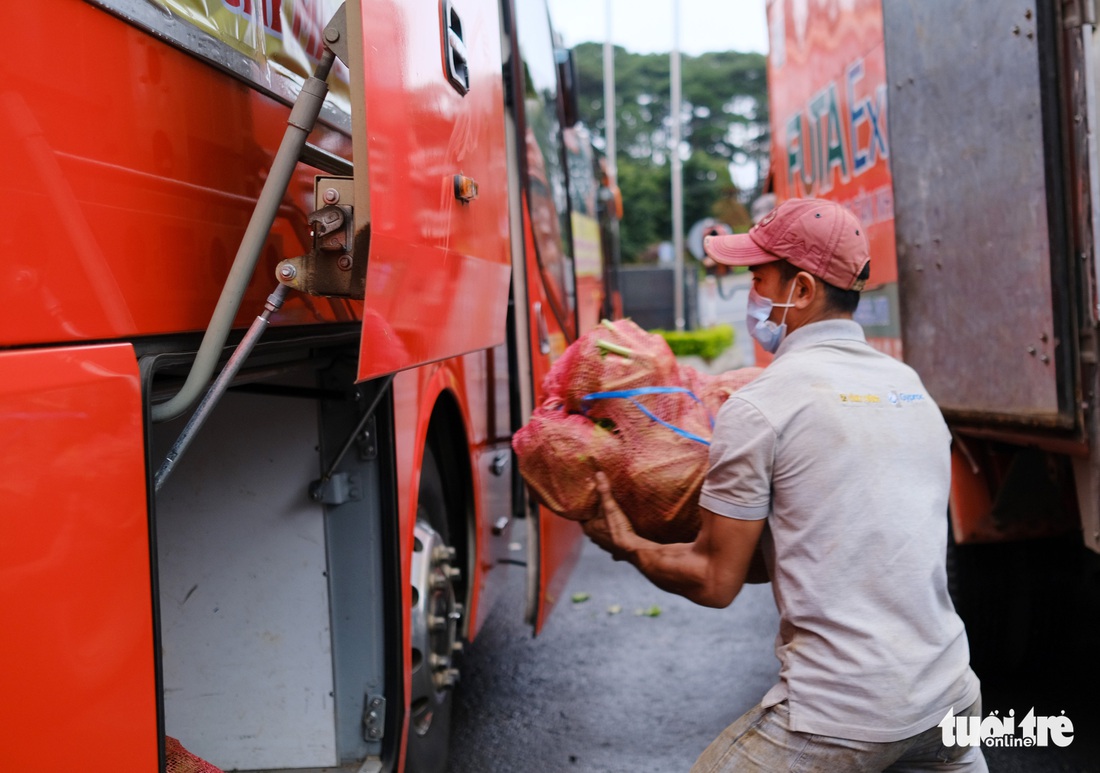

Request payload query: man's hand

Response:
[582,472,639,562]
[580,474,767,607]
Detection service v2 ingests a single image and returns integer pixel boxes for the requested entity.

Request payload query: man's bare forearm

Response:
[585,475,754,608]
[624,539,735,608]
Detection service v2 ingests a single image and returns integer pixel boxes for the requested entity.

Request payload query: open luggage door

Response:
[347,0,513,381]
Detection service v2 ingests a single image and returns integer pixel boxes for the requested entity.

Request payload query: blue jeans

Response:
[690,699,987,772]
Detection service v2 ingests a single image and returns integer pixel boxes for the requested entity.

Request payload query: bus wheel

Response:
[407,448,462,773]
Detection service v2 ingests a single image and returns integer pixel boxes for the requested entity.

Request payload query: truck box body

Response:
[767,0,1100,550]
[880,0,1100,548]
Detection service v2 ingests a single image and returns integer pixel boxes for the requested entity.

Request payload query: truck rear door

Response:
[882,0,1077,430]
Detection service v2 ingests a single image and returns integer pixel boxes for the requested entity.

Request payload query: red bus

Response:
[0,1,618,770]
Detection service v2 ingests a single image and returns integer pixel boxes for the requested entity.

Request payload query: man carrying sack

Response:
[583,198,985,771]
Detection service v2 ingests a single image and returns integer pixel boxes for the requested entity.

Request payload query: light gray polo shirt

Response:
[700,319,980,743]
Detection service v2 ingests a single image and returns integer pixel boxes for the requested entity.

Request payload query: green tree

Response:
[571,43,767,262]
[616,156,669,261]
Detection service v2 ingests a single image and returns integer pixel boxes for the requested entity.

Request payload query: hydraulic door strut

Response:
[150,5,348,423]
[151,5,352,489]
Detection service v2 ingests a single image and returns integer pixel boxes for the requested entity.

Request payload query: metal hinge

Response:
[308,411,376,503]
[442,0,470,95]
[310,379,390,505]
[1065,0,1097,27]
[322,3,350,66]
[276,176,366,298]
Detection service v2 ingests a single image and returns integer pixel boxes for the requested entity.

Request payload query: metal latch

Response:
[363,694,386,741]
[309,471,362,505]
[276,176,366,298]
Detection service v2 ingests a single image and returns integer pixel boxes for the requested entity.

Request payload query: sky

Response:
[547,0,769,56]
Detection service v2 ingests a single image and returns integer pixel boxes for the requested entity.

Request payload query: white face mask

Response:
[746,281,797,354]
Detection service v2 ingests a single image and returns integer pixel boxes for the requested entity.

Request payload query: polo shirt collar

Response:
[774,318,866,358]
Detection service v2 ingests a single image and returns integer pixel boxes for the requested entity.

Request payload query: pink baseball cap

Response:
[703,198,871,291]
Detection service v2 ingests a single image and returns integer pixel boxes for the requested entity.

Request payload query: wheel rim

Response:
[409,518,462,736]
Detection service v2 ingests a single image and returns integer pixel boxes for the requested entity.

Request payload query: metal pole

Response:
[603,0,617,187]
[155,284,290,492]
[671,0,685,331]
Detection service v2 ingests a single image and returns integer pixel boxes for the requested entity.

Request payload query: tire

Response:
[405,446,463,773]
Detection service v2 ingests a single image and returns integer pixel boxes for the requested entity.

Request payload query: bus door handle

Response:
[534,302,551,355]
[442,1,469,94]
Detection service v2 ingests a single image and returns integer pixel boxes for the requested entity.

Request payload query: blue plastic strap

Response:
[581,386,712,446]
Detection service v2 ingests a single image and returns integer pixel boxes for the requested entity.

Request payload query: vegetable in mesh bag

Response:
[550,319,680,413]
[518,319,763,542]
[698,366,765,416]
[512,404,622,521]
[603,399,712,543]
[166,737,223,773]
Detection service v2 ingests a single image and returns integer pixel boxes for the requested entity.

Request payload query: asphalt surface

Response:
[448,521,1100,773]
[449,520,779,773]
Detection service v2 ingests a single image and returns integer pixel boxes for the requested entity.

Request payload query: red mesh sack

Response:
[516,320,763,544]
[556,320,680,413]
[697,366,765,416]
[166,737,223,773]
[594,394,713,543]
[513,405,623,521]
[676,362,710,401]
[540,334,583,400]
[597,374,771,542]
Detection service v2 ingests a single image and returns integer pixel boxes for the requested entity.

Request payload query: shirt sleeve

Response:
[699,397,775,520]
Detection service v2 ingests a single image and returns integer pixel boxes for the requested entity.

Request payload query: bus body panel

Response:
[1,0,356,347]
[0,344,157,771]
